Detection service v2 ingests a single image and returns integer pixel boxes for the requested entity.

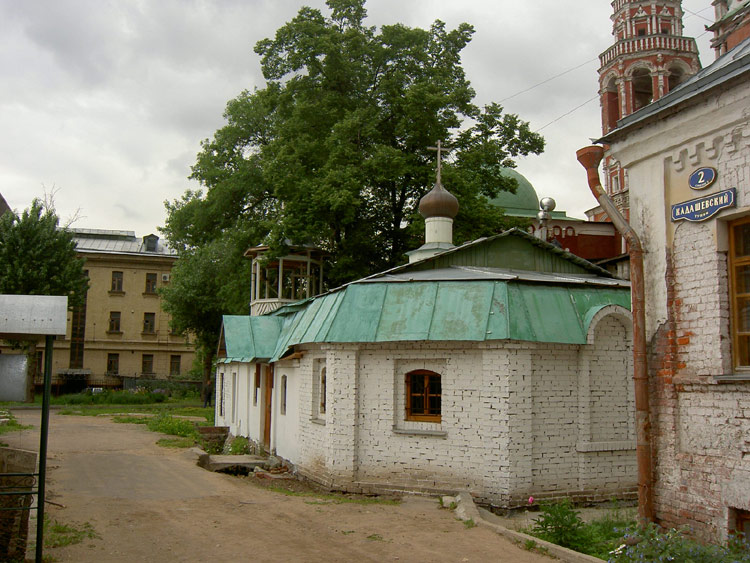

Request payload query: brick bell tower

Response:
[596,0,701,221]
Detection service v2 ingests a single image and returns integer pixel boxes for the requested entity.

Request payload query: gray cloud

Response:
[0,0,717,235]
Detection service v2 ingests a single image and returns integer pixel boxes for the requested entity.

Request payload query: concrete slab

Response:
[198,454,269,473]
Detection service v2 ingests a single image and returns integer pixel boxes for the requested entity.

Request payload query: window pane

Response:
[737,335,750,367]
[410,375,425,395]
[736,265,750,294]
[738,297,750,332]
[428,375,441,394]
[410,395,424,414]
[428,395,441,414]
[735,223,750,257]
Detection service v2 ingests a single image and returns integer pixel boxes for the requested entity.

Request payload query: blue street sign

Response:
[671,188,736,222]
[688,167,717,190]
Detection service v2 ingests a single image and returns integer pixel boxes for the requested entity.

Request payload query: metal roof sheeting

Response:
[267,280,630,361]
[218,315,283,363]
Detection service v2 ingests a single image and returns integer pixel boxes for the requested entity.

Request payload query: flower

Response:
[528,496,534,505]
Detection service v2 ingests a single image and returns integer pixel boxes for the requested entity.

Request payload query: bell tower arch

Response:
[596,0,701,221]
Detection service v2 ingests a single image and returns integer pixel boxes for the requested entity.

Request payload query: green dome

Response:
[489,168,540,218]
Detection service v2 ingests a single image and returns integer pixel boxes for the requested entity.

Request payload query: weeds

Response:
[366,534,384,541]
[226,436,251,455]
[156,437,195,448]
[522,499,635,559]
[44,517,99,548]
[0,411,31,440]
[463,519,477,529]
[608,523,750,562]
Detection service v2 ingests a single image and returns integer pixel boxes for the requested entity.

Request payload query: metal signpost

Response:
[0,295,67,562]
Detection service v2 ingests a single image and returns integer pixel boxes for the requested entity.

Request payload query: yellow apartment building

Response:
[43,229,194,392]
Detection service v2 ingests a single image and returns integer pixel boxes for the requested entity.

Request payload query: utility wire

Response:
[535,95,599,132]
[499,58,598,103]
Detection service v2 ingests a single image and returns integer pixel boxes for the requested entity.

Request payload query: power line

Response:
[499,58,598,103]
[535,95,599,132]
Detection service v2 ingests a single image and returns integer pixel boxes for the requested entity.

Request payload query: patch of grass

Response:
[112,415,150,425]
[341,530,356,535]
[0,411,32,437]
[156,437,195,448]
[463,519,476,529]
[44,518,99,548]
[226,435,251,455]
[51,390,167,406]
[146,413,199,438]
[366,534,384,541]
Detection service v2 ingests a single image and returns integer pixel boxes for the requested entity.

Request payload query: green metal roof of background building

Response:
[489,168,569,219]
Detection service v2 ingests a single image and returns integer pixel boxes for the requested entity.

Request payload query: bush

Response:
[531,499,587,551]
[608,523,750,563]
[226,436,251,455]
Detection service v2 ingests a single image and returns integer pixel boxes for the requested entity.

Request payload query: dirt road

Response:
[6,409,550,562]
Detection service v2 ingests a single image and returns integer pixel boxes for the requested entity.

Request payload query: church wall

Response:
[608,72,750,541]
[273,334,635,508]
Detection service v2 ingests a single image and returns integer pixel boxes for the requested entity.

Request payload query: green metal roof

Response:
[218,315,283,363]
[269,279,630,361]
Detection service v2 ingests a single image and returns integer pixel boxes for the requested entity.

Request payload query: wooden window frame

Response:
[169,354,180,376]
[141,354,154,375]
[108,311,121,333]
[280,374,287,415]
[736,508,750,539]
[142,312,156,334]
[145,273,157,294]
[405,370,441,423]
[111,271,124,293]
[253,364,261,406]
[319,367,326,415]
[729,216,750,370]
[106,353,119,375]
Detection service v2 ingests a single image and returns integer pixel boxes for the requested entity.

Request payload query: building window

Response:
[145,273,157,294]
[143,312,156,333]
[141,354,154,375]
[170,355,180,376]
[319,367,326,415]
[736,508,750,538]
[405,370,441,422]
[729,217,750,368]
[107,353,119,375]
[254,365,261,406]
[111,271,124,292]
[280,374,287,415]
[108,311,121,333]
[219,373,225,416]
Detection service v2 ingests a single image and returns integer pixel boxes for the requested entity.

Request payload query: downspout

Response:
[576,146,654,523]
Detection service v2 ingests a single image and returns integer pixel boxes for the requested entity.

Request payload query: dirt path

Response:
[6,409,550,562]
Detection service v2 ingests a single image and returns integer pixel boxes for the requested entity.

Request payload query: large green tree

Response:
[0,199,89,400]
[162,0,544,359]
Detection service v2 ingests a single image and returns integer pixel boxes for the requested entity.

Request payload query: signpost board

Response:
[671,188,736,222]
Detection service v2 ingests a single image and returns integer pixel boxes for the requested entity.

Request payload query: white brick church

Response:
[215,170,637,508]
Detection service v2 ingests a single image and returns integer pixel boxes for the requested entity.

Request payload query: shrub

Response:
[531,499,587,551]
[608,523,750,563]
[227,436,251,455]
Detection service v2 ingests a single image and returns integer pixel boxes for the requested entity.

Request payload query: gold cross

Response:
[428,140,452,184]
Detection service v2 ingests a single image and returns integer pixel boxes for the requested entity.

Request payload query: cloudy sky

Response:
[0,0,716,238]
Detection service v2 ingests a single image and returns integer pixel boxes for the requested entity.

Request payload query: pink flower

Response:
[528,496,534,505]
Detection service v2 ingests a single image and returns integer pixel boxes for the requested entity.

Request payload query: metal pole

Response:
[35,335,54,562]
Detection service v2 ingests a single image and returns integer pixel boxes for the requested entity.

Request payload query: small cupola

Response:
[406,141,459,264]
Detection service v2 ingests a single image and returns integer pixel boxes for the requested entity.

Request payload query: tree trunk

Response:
[201,348,215,406]
[24,340,37,403]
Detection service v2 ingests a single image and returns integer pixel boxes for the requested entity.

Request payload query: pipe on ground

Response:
[576,146,654,523]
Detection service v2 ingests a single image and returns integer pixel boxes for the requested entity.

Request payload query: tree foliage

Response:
[0,199,88,307]
[162,0,544,335]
